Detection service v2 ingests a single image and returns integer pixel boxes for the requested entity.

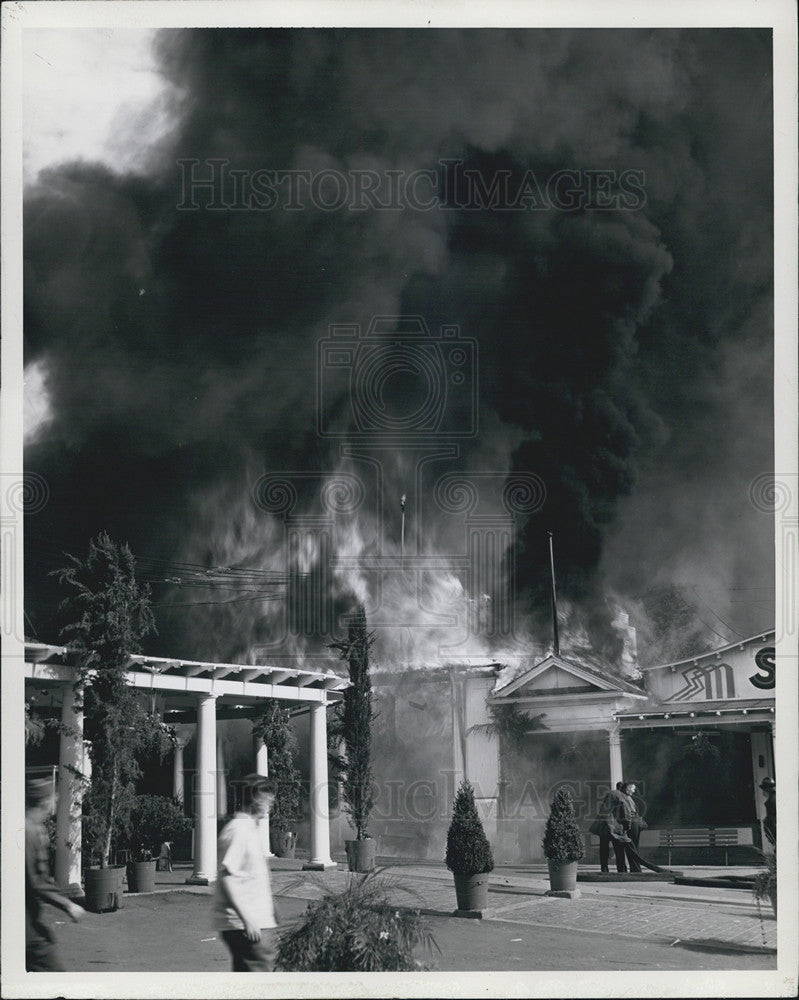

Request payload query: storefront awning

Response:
[615,698,774,729]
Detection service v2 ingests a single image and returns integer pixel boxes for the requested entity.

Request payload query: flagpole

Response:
[548,531,560,657]
[400,493,406,571]
[400,493,406,666]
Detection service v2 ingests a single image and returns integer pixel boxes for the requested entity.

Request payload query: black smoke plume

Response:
[24,29,774,667]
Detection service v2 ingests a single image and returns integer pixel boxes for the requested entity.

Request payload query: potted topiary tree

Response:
[122,794,192,892]
[253,700,302,858]
[445,779,494,913]
[54,532,172,912]
[330,604,377,873]
[542,786,585,893]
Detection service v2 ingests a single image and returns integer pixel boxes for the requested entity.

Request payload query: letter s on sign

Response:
[749,646,775,690]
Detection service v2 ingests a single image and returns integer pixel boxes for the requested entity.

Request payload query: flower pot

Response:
[84,866,125,913]
[345,837,376,873]
[453,872,489,911]
[547,859,578,892]
[270,829,297,859]
[127,860,157,893]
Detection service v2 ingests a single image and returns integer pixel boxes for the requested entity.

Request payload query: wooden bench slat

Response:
[650,826,755,848]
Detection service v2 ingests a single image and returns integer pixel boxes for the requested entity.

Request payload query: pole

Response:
[400,494,406,569]
[400,493,406,666]
[548,531,560,657]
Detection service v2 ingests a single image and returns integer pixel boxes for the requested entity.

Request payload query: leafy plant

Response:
[252,699,302,832]
[276,870,439,971]
[121,794,192,862]
[25,701,46,746]
[681,731,721,764]
[468,703,547,818]
[329,604,376,840]
[752,850,777,905]
[53,532,172,867]
[445,779,494,876]
[542,787,585,863]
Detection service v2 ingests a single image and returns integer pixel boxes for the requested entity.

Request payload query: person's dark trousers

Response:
[612,838,628,872]
[26,928,64,971]
[599,829,611,871]
[221,928,278,971]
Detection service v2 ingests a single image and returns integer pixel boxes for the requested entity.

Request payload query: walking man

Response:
[26,777,84,971]
[215,774,278,971]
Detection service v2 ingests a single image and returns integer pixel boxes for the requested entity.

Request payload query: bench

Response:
[371,822,432,859]
[638,826,754,866]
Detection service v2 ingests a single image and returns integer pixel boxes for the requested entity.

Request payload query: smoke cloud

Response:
[24,29,774,669]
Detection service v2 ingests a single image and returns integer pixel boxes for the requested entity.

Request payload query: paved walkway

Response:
[145,856,776,955]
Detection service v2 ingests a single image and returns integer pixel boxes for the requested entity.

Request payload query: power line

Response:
[152,593,286,608]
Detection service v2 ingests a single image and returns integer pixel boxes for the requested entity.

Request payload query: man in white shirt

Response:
[215,774,278,971]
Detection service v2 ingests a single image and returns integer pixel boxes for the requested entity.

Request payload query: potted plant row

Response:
[445,779,494,912]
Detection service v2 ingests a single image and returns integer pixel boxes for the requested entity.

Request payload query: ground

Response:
[46,859,776,975]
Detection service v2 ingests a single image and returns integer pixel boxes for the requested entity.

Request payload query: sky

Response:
[21,27,775,671]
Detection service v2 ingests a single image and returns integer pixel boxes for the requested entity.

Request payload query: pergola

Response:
[25,642,348,888]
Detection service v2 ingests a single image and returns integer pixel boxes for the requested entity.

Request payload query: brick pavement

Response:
[269,864,777,953]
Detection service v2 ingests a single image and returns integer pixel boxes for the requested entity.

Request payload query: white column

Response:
[173,740,186,804]
[82,740,92,786]
[55,683,84,892]
[254,736,274,858]
[216,735,228,818]
[303,701,336,870]
[607,725,623,788]
[186,694,218,884]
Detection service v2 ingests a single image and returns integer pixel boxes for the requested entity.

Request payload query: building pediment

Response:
[492,654,645,701]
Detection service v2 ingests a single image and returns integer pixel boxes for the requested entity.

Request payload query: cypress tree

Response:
[330,604,375,840]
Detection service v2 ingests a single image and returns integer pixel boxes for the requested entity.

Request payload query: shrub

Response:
[252,700,302,833]
[122,794,192,861]
[276,871,439,971]
[542,787,585,863]
[445,779,494,876]
[752,850,776,905]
